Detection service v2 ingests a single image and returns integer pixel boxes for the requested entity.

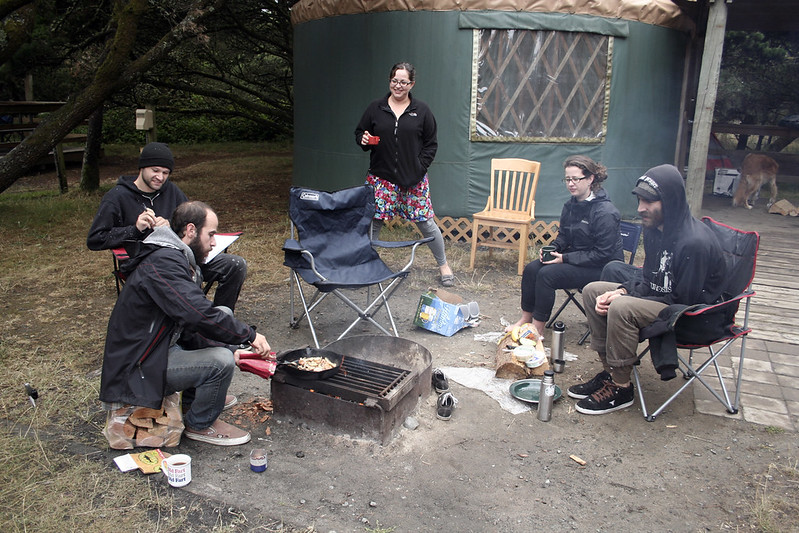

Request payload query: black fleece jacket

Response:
[354,93,437,188]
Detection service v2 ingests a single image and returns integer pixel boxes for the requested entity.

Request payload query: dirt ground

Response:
[189,261,795,531]
[19,155,796,532]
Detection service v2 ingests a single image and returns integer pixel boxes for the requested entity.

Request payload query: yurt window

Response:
[471,29,612,143]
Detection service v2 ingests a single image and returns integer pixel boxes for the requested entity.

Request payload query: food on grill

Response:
[296,356,337,372]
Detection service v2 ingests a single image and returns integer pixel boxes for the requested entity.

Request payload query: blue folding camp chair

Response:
[283,185,432,348]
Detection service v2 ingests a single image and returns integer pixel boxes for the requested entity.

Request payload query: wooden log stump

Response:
[495,336,550,380]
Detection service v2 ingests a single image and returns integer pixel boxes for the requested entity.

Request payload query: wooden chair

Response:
[469,158,541,276]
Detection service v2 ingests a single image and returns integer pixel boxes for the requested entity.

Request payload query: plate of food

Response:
[509,379,562,404]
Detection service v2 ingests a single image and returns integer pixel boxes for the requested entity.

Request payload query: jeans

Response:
[520,260,603,323]
[165,344,235,430]
[201,253,247,310]
[582,281,667,381]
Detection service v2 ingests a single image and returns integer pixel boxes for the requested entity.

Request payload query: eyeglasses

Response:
[390,79,413,87]
[562,177,588,184]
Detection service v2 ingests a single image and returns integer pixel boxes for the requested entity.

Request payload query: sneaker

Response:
[567,370,612,399]
[432,368,450,394]
[436,392,457,421]
[184,419,251,446]
[224,394,238,410]
[575,381,634,415]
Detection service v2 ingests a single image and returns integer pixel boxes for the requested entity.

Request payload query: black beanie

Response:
[138,142,174,171]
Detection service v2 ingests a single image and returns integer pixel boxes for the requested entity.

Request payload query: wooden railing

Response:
[0,101,90,192]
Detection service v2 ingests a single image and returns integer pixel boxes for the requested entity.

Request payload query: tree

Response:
[131,1,296,140]
[715,31,799,151]
[0,0,228,194]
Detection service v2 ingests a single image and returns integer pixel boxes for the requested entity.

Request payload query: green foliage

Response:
[102,106,283,144]
[716,31,799,125]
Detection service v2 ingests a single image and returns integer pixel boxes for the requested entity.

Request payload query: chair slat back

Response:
[619,221,643,265]
[487,158,541,217]
[702,217,760,300]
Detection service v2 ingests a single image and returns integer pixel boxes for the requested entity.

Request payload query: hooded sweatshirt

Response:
[99,226,255,409]
[621,164,726,306]
[87,175,188,251]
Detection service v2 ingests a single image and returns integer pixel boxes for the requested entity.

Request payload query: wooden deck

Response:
[700,194,799,345]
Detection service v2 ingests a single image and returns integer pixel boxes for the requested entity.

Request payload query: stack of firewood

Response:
[103,393,184,449]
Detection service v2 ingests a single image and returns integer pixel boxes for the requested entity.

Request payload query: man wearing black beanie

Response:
[87,142,247,310]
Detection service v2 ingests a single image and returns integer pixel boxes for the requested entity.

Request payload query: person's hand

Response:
[152,216,170,227]
[541,251,563,264]
[136,208,157,232]
[361,131,372,145]
[595,288,626,316]
[249,333,271,355]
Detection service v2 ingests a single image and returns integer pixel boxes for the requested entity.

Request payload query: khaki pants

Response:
[582,282,668,376]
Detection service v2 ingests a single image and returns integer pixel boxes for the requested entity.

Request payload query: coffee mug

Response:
[541,245,557,262]
[161,453,192,487]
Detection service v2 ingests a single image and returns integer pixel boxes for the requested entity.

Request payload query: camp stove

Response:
[270,335,432,445]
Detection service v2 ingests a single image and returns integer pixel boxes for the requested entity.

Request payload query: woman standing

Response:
[355,62,454,286]
[506,155,623,337]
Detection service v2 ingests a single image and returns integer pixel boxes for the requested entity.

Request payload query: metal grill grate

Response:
[274,356,412,411]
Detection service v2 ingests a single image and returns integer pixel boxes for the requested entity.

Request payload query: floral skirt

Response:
[365,174,435,222]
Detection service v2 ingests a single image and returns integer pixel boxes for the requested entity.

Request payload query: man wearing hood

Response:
[87,142,247,310]
[100,201,271,445]
[568,164,726,415]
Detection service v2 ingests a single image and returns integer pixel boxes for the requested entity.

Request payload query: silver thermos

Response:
[551,321,565,365]
[537,370,556,422]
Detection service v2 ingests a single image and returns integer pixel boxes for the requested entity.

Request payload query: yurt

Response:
[291,0,694,234]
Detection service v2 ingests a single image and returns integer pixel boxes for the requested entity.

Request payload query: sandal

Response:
[440,273,455,287]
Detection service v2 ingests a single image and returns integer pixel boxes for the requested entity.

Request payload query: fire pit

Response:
[270,335,432,445]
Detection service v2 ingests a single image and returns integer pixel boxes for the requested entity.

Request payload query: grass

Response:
[748,458,799,533]
[0,142,301,531]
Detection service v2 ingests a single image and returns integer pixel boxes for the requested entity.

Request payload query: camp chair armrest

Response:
[682,290,755,317]
[372,236,434,249]
[282,239,304,253]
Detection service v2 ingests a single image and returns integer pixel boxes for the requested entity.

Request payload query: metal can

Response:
[250,448,267,472]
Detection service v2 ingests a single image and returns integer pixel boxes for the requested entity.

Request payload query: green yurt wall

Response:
[292,4,690,220]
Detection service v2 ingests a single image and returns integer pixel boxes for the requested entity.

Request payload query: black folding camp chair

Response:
[283,185,432,348]
[546,220,643,344]
[632,217,759,421]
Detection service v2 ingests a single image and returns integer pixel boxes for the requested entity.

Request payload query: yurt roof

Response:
[290,0,693,30]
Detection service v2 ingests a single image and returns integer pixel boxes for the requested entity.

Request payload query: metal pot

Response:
[275,347,343,380]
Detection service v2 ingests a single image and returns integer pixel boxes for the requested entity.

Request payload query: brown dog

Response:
[732,153,779,209]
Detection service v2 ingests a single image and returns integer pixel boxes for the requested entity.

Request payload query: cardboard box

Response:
[413,288,470,337]
[713,168,741,197]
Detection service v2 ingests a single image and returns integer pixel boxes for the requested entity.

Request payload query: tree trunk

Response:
[0,0,225,195]
[80,106,105,191]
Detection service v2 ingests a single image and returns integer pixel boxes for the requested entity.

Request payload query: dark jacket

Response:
[87,175,188,251]
[551,188,624,267]
[621,165,726,377]
[99,226,255,408]
[621,165,726,306]
[354,93,437,188]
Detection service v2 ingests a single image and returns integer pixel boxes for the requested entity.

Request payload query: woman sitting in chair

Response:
[506,155,623,337]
